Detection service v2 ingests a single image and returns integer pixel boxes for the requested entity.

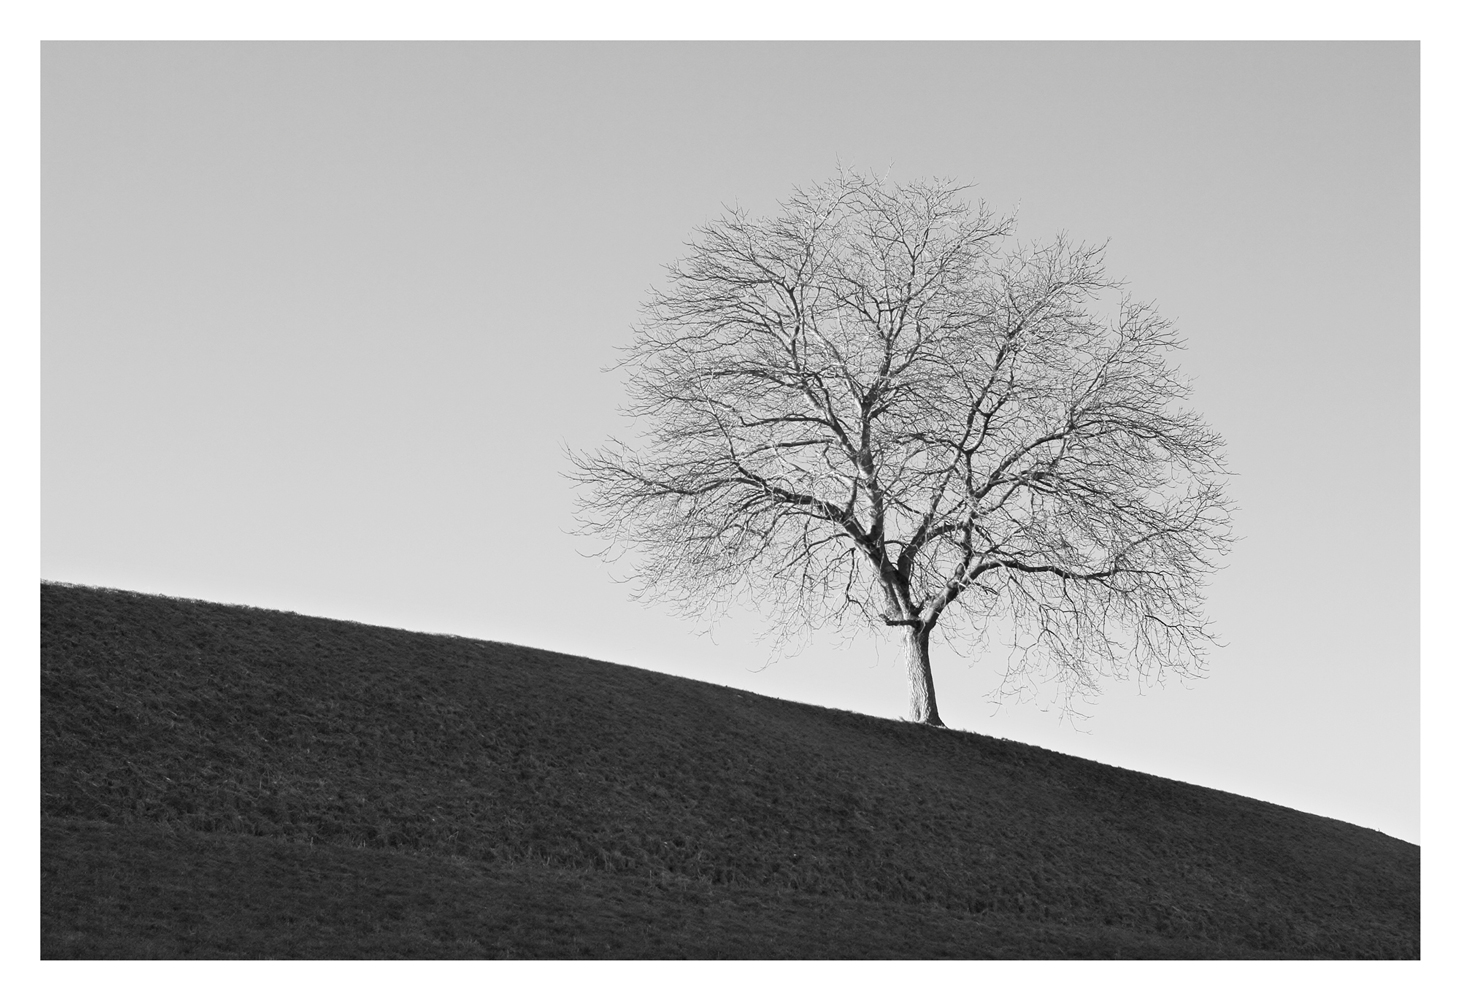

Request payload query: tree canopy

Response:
[570,172,1233,726]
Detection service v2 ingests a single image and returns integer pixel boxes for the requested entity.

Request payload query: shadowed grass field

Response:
[40,582,1419,959]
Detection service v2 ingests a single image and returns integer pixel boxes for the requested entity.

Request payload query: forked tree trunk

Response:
[900,626,944,727]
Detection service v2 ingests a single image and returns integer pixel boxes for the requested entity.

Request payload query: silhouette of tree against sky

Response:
[571,172,1233,727]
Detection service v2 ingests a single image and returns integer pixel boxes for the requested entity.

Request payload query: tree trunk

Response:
[900,626,944,727]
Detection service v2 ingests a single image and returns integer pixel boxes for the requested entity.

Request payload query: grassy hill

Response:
[40,582,1419,959]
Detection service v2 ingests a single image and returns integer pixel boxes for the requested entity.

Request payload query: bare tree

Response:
[570,172,1233,727]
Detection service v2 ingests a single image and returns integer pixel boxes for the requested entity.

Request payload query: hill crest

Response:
[41,581,1419,958]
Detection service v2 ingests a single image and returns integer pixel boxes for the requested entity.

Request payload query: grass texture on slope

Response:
[41,583,1419,959]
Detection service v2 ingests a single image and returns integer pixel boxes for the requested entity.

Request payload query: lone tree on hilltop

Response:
[570,172,1233,727]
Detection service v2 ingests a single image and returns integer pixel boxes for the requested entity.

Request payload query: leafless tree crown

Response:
[570,172,1233,708]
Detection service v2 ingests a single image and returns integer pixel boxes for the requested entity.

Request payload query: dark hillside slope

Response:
[41,583,1418,959]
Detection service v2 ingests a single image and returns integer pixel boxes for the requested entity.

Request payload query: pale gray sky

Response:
[42,42,1418,842]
